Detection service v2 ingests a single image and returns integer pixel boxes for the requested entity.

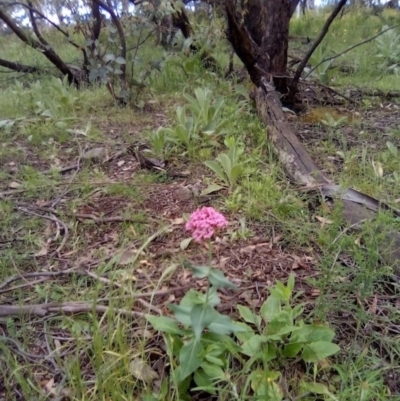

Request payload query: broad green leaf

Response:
[299,381,339,401]
[302,341,340,363]
[208,314,245,335]
[200,362,224,379]
[190,304,216,339]
[291,324,335,343]
[387,141,398,156]
[267,310,293,336]
[179,338,203,381]
[190,265,210,278]
[205,355,225,367]
[103,53,115,61]
[240,334,266,357]
[145,315,182,334]
[229,164,243,186]
[234,321,255,342]
[204,160,227,185]
[200,183,224,196]
[237,305,261,326]
[168,304,191,326]
[287,274,295,293]
[217,153,232,176]
[115,56,126,64]
[283,342,304,358]
[260,295,281,322]
[209,269,237,289]
[193,369,216,395]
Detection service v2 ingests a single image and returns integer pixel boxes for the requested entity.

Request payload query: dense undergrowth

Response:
[0,7,400,401]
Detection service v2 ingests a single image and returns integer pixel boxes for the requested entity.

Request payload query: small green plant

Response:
[236,275,340,400]
[146,264,242,398]
[306,45,338,85]
[159,87,227,157]
[375,26,400,72]
[204,137,245,189]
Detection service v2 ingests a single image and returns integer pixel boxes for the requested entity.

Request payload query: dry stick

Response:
[299,79,358,104]
[74,213,147,224]
[291,0,348,91]
[16,206,69,255]
[0,302,145,318]
[306,22,400,80]
[0,270,191,299]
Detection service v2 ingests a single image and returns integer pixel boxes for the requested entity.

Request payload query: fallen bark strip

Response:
[256,78,400,275]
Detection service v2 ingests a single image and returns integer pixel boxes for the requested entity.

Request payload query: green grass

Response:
[0,7,400,401]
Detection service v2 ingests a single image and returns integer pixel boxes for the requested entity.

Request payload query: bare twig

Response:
[291,0,347,92]
[306,22,400,80]
[73,213,147,224]
[0,302,145,318]
[16,206,69,255]
[299,79,358,104]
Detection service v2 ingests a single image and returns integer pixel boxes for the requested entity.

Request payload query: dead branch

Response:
[73,214,147,223]
[255,78,400,274]
[0,58,41,73]
[0,9,77,85]
[0,302,145,318]
[290,0,347,95]
[306,22,400,80]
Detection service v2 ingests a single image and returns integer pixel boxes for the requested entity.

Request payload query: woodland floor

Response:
[1,89,400,398]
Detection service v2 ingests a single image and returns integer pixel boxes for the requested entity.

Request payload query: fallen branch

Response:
[256,78,400,275]
[74,213,147,224]
[0,302,145,318]
[0,58,41,73]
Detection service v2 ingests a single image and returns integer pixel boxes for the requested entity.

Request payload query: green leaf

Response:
[209,269,237,289]
[168,304,191,326]
[190,304,216,339]
[387,141,398,156]
[287,274,295,293]
[299,381,339,400]
[145,315,182,334]
[191,265,210,278]
[260,295,281,322]
[200,362,224,379]
[200,183,224,196]
[283,342,304,358]
[204,160,228,185]
[240,334,266,357]
[237,305,261,326]
[115,56,126,64]
[193,369,216,395]
[205,355,225,367]
[291,324,335,343]
[179,338,203,381]
[234,322,255,342]
[302,341,340,363]
[103,53,115,61]
[208,314,245,335]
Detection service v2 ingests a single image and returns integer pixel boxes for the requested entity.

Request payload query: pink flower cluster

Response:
[185,207,228,242]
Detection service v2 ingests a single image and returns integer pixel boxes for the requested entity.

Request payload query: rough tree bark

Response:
[225,0,400,274]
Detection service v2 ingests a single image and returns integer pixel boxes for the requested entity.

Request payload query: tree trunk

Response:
[227,0,291,94]
[226,0,400,274]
